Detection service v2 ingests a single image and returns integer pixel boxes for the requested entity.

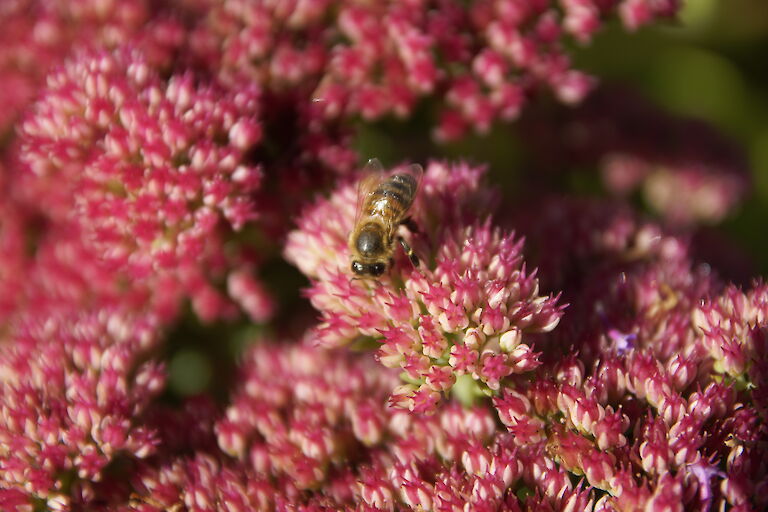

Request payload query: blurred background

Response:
[577,0,768,273]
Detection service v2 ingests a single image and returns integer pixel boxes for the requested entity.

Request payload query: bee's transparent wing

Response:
[400,162,424,192]
[353,158,387,228]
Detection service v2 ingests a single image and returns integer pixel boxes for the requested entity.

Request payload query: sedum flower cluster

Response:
[17,48,266,322]
[284,161,564,413]
[1,1,767,512]
[283,174,768,511]
[0,308,165,510]
[179,0,678,140]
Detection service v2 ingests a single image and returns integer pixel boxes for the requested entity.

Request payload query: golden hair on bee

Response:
[349,159,423,278]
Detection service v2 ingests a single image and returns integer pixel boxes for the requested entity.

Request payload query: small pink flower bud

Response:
[499,328,522,352]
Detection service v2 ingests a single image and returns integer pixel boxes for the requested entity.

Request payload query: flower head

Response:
[517,197,717,362]
[117,338,678,511]
[693,282,768,379]
[117,338,532,511]
[16,48,270,322]
[0,308,165,510]
[182,0,680,141]
[285,161,563,412]
[0,0,158,138]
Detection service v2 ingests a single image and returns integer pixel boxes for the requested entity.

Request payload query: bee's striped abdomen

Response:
[365,173,417,221]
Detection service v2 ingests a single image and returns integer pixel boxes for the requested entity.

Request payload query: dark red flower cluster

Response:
[521,87,750,225]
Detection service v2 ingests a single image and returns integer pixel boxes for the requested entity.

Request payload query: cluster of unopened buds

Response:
[1,1,766,511]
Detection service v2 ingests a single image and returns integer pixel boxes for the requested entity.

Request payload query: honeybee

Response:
[349,159,423,278]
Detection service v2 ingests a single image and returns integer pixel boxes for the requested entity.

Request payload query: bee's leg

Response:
[399,216,421,235]
[397,236,420,267]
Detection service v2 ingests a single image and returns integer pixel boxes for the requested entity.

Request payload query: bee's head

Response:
[351,260,387,277]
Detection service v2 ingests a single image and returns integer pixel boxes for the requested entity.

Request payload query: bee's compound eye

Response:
[371,262,386,276]
[351,261,365,275]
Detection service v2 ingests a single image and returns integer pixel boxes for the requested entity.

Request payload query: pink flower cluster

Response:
[694,283,768,380]
[283,165,768,510]
[285,162,563,413]
[15,48,268,323]
[507,197,768,510]
[181,0,678,141]
[119,341,603,511]
[0,308,165,510]
[119,312,767,511]
[0,0,155,137]
[0,0,683,327]
[492,345,768,511]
